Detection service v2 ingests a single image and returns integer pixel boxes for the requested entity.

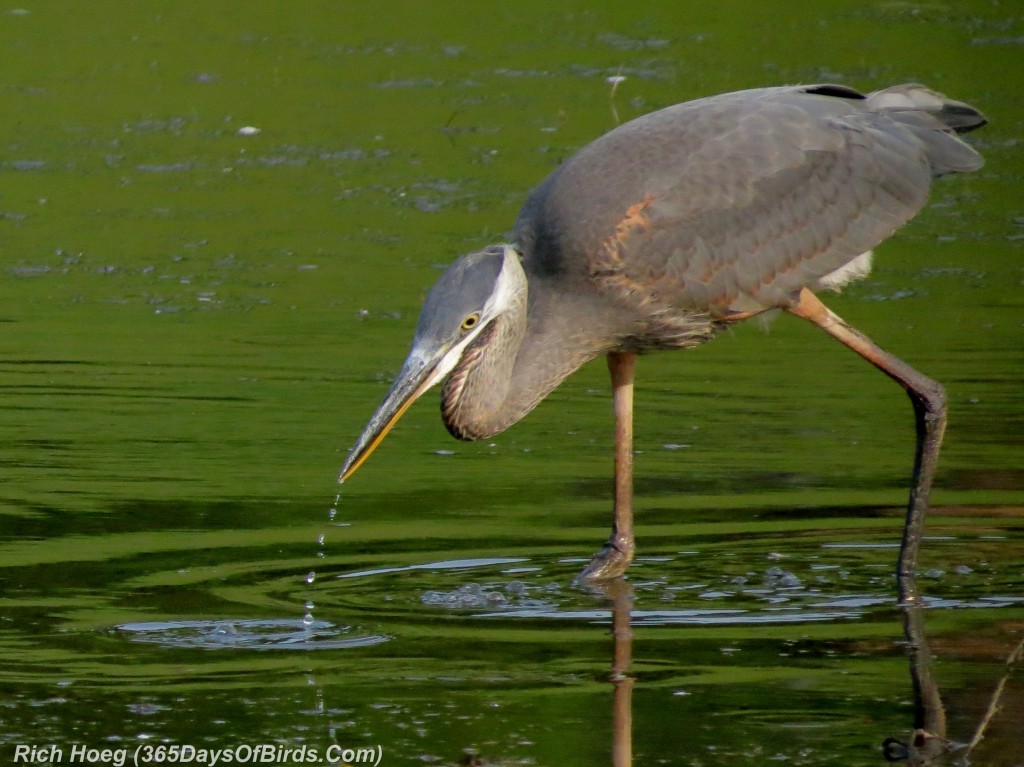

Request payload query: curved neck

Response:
[441,289,527,440]
[440,263,618,441]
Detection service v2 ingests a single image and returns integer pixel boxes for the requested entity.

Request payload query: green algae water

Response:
[1,2,1022,765]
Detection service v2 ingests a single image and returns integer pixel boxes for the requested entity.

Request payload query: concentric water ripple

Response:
[118,618,390,651]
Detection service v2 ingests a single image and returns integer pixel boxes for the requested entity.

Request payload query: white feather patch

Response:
[815,251,874,292]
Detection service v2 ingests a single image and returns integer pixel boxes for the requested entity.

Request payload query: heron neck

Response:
[440,273,615,440]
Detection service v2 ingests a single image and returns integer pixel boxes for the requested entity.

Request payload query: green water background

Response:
[1,2,1022,765]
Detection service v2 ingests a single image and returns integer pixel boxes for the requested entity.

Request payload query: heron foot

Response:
[575,535,635,582]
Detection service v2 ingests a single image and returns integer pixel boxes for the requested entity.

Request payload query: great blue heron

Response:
[338,83,985,600]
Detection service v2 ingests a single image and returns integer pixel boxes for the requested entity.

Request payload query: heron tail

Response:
[866,83,987,175]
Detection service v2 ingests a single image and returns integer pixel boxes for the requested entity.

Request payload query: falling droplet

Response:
[305,601,315,610]
[302,612,314,626]
[317,532,326,546]
[306,571,316,584]
[314,688,325,715]
[328,507,337,520]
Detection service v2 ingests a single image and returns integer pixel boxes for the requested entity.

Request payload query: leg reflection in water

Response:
[884,573,1024,765]
[588,570,1022,767]
[579,576,635,767]
[608,578,634,767]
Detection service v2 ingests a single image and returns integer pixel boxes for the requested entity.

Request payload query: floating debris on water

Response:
[420,581,566,611]
[764,566,803,589]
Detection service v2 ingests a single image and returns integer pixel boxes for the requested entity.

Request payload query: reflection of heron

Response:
[339,83,985,595]
[607,579,634,767]
[885,572,1024,765]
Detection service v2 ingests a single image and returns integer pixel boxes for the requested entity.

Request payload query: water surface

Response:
[1,2,1022,765]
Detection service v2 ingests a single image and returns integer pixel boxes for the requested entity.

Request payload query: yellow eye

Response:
[461,313,480,331]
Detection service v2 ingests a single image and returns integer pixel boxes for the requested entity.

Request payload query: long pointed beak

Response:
[338,349,447,483]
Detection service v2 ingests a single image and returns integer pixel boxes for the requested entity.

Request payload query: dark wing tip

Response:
[939,103,988,134]
[802,84,867,101]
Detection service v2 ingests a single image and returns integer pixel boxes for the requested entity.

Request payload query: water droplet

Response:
[328,507,338,520]
[302,612,314,625]
[317,533,326,546]
[305,601,315,610]
[306,571,316,584]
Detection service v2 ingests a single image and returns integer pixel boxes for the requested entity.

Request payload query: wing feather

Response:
[516,84,983,321]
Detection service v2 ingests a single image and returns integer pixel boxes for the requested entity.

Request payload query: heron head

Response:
[339,244,524,482]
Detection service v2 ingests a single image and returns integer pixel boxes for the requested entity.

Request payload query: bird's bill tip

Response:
[337,446,372,484]
[337,385,421,483]
[337,351,443,484]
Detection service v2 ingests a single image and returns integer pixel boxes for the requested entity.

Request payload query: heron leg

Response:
[577,352,638,582]
[787,289,946,604]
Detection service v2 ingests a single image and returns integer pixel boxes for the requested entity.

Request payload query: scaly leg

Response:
[787,289,946,604]
[578,352,638,581]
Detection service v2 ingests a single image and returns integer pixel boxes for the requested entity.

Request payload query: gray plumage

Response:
[516,83,983,320]
[338,82,985,591]
[432,83,984,439]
